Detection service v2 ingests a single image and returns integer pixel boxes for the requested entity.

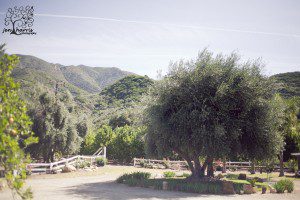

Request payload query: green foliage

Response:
[80,124,145,162]
[101,75,153,105]
[109,113,133,129]
[27,91,83,162]
[118,175,224,194]
[145,49,283,178]
[272,72,300,98]
[109,125,145,163]
[116,172,151,183]
[284,159,298,173]
[74,161,90,169]
[95,157,107,166]
[274,179,294,193]
[0,45,37,199]
[163,171,176,178]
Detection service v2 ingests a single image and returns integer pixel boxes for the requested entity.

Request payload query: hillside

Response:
[13,54,133,94]
[272,71,300,98]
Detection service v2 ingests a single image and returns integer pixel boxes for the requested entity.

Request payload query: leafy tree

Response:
[0,45,37,199]
[109,125,145,163]
[109,113,133,129]
[145,50,283,179]
[28,92,82,161]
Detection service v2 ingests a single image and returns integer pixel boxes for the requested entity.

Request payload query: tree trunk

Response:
[207,158,214,177]
[222,158,226,173]
[250,161,256,174]
[279,150,284,177]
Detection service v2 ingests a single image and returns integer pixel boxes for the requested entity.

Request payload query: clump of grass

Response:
[163,171,176,178]
[274,179,294,193]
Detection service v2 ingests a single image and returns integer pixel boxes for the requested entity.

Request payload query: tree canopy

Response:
[145,50,284,179]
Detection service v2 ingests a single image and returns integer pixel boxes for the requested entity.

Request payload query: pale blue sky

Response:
[0,0,299,78]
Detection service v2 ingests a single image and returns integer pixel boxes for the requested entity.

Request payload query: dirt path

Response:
[0,166,299,200]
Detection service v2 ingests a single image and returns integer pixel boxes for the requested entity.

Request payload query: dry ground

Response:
[0,165,299,200]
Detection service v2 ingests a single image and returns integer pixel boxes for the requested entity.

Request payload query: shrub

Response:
[164,171,176,178]
[274,179,294,193]
[75,161,90,169]
[116,172,151,183]
[96,157,107,166]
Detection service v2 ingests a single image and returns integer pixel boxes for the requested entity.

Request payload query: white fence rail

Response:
[133,158,274,170]
[27,147,106,173]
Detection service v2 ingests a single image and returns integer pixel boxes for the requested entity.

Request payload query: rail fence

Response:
[133,158,281,171]
[27,147,106,173]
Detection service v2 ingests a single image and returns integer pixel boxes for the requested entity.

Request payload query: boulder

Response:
[243,184,255,194]
[222,181,235,194]
[62,164,76,173]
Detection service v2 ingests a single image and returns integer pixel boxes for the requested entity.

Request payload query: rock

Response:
[243,184,255,194]
[62,164,76,173]
[222,181,235,194]
[238,173,247,180]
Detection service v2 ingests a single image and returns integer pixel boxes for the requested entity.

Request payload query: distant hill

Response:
[272,71,300,98]
[13,54,133,94]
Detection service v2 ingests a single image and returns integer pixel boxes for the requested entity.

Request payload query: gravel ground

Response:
[0,166,299,200]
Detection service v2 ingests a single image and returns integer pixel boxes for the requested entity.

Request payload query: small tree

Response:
[0,45,37,199]
[145,49,284,179]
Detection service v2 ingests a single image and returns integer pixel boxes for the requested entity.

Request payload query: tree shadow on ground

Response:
[63,180,236,200]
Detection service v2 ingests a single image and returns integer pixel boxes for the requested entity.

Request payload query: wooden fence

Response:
[27,147,106,173]
[133,158,278,171]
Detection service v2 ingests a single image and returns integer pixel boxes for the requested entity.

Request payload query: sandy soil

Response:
[0,165,299,200]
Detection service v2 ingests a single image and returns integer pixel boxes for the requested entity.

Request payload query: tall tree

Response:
[145,50,284,179]
[0,45,37,199]
[28,92,82,162]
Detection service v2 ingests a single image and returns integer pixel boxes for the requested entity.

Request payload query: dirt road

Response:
[0,166,299,200]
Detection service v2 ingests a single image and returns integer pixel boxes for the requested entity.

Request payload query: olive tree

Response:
[145,49,283,179]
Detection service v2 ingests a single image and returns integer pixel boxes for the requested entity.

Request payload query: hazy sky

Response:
[0,0,299,78]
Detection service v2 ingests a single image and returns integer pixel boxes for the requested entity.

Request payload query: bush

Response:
[75,161,90,169]
[164,171,176,178]
[274,179,294,193]
[96,157,107,166]
[116,172,151,183]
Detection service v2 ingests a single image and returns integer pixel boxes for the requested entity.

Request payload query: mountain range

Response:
[13,54,133,94]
